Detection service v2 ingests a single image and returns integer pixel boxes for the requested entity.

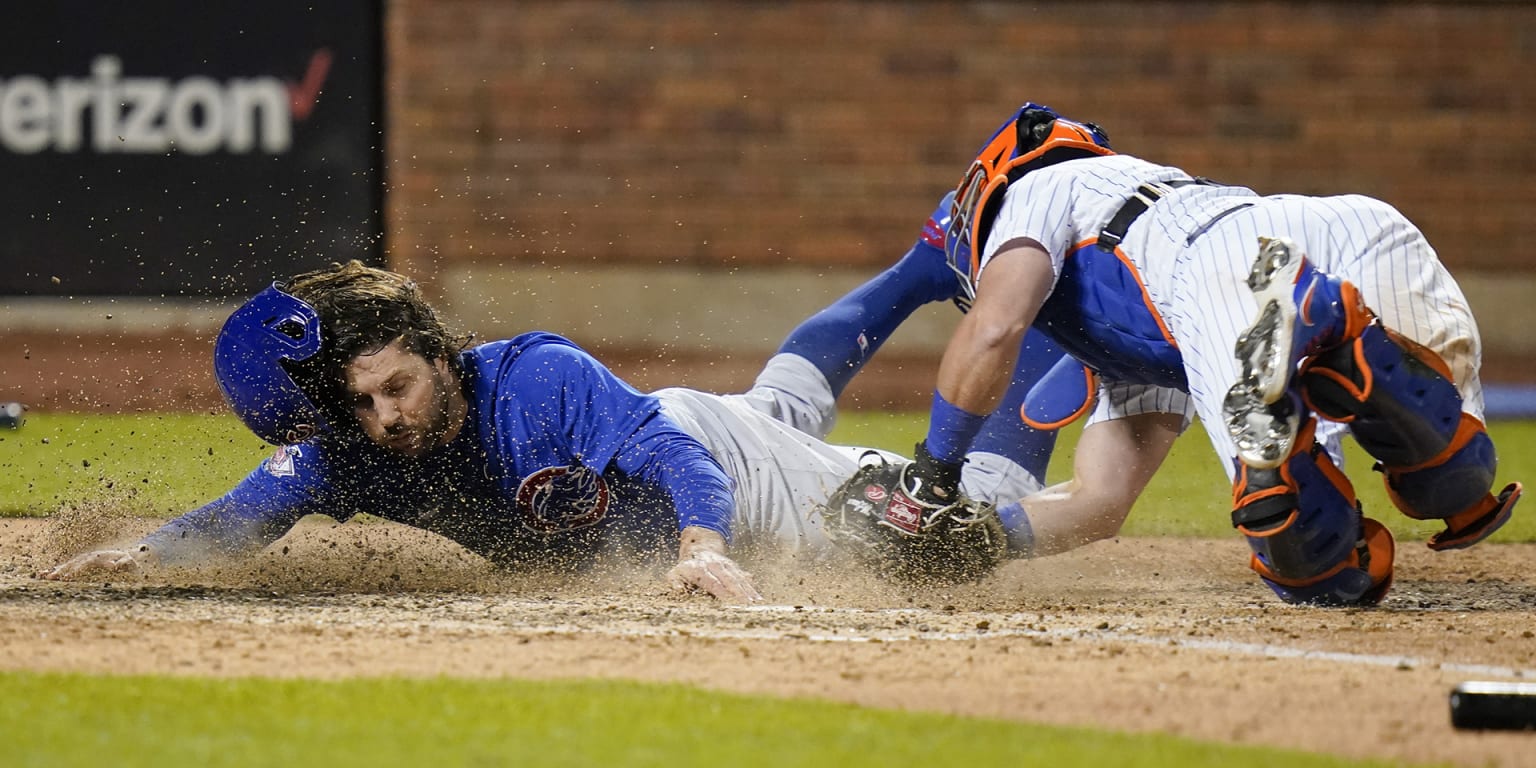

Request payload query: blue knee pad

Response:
[1298,323,1495,520]
[1230,420,1394,606]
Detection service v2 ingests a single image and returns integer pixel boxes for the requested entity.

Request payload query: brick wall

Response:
[17,1,1533,415]
[386,1,1536,276]
[381,1,1536,394]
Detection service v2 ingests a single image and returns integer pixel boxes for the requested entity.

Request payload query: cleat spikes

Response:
[1223,385,1300,469]
[1233,237,1307,405]
[1248,237,1300,293]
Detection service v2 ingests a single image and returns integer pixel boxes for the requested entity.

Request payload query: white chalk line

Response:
[16,586,1531,682]
[491,602,1536,682]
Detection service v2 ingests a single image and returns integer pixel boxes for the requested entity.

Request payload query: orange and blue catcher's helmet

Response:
[944,104,1114,310]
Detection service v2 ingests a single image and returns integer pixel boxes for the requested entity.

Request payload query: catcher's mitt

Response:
[817,452,1007,586]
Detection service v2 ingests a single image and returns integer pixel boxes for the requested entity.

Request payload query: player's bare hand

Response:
[35,548,145,581]
[667,526,763,604]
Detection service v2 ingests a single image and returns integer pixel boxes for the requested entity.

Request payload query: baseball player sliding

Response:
[36,259,1071,599]
[878,103,1521,606]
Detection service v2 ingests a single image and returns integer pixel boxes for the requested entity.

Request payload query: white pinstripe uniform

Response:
[979,154,1484,480]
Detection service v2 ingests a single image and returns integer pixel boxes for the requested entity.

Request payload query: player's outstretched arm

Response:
[37,457,319,581]
[36,545,155,581]
[666,526,763,604]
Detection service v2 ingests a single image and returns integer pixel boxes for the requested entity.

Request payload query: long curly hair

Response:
[282,260,470,428]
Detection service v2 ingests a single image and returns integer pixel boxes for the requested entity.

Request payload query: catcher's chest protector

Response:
[1033,243,1186,390]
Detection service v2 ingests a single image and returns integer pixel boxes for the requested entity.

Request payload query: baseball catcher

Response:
[816,448,1006,586]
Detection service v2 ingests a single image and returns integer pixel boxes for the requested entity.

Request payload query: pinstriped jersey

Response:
[979,155,1212,390]
[978,153,1485,475]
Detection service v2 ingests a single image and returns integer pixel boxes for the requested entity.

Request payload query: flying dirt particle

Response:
[42,484,147,558]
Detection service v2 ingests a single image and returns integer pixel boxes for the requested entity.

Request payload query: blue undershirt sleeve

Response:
[137,459,327,566]
[925,390,988,466]
[611,416,736,543]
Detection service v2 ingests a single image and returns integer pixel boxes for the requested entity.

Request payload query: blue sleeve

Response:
[488,336,736,540]
[138,446,335,565]
[495,340,665,472]
[611,414,736,543]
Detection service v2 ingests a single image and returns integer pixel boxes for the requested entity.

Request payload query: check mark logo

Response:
[287,49,333,121]
[1298,277,1319,327]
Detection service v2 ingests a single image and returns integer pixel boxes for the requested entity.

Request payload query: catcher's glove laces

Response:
[817,452,1007,585]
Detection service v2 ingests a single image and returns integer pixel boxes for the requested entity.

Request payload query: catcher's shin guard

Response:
[1231,418,1395,606]
[1298,323,1521,550]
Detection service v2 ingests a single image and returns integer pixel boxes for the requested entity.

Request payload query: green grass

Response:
[0,671,1406,768]
[0,413,270,517]
[4,411,1534,543]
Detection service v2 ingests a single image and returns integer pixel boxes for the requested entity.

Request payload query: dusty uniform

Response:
[980,153,1484,474]
[141,336,917,569]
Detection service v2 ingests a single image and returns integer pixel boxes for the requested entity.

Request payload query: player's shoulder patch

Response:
[265,445,302,478]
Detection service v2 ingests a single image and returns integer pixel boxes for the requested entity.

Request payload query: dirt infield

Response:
[3,517,1536,766]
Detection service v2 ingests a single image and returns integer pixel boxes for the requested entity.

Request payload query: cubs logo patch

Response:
[516,464,610,533]
[265,445,300,478]
[863,484,888,502]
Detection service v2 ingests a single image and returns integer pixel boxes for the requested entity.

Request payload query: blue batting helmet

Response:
[213,283,328,445]
[943,103,1113,309]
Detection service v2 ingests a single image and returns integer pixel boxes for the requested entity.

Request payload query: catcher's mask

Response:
[944,103,1114,311]
[213,283,328,445]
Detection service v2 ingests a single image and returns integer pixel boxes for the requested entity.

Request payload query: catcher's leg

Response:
[998,411,1181,558]
[1298,323,1522,550]
[1223,237,1373,469]
[1232,417,1395,606]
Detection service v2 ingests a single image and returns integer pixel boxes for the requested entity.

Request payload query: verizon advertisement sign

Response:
[0,3,381,296]
[0,53,330,155]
